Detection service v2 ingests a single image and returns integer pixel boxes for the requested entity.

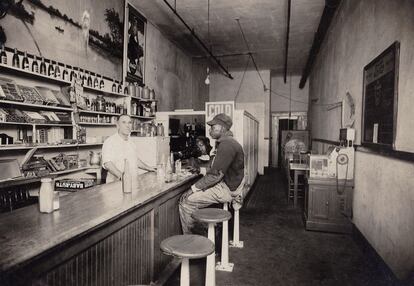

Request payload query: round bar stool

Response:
[160,234,214,286]
[192,208,233,280]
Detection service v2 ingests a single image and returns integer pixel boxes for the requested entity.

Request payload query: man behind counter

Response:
[102,114,155,183]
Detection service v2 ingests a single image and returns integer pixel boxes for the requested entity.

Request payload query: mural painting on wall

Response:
[0,0,124,81]
[125,4,146,85]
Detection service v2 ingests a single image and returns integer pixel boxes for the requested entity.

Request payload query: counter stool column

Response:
[160,234,214,286]
[229,206,244,248]
[192,208,233,283]
[216,203,234,272]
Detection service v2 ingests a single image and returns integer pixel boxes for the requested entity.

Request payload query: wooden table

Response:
[289,163,309,208]
[0,172,199,286]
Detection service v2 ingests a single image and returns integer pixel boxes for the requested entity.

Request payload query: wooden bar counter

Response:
[0,172,199,286]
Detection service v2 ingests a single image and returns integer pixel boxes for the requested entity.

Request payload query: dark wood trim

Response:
[312,138,414,163]
[299,0,342,88]
[311,138,340,146]
[356,145,414,163]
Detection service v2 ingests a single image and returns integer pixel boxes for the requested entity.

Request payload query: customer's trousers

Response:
[179,181,232,234]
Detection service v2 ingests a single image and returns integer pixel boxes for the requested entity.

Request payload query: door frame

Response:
[270,112,307,167]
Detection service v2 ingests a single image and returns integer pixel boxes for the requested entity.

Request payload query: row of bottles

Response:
[1,46,162,101]
[85,95,127,114]
[158,152,182,183]
[0,46,112,91]
[132,121,164,137]
[79,115,117,124]
[131,101,157,117]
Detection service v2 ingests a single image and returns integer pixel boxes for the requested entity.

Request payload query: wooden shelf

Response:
[0,100,73,111]
[130,115,155,120]
[83,85,128,97]
[131,96,157,102]
[78,122,116,126]
[0,121,73,127]
[0,63,71,85]
[78,110,120,116]
[0,143,102,151]
[51,166,93,176]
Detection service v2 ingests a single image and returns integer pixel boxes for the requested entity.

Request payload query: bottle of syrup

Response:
[39,57,46,75]
[12,48,19,68]
[54,62,61,78]
[22,51,29,70]
[32,56,39,73]
[93,74,99,88]
[87,72,92,87]
[0,45,7,65]
[62,65,68,81]
[47,60,54,77]
[112,80,117,92]
[100,75,105,89]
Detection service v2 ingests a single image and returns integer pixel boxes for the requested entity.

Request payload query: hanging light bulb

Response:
[205,67,210,85]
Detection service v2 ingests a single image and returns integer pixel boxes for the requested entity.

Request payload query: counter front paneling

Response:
[0,172,199,286]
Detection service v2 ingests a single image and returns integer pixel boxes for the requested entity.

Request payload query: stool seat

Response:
[192,208,232,223]
[160,234,214,259]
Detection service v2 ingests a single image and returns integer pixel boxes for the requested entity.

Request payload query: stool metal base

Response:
[215,261,234,272]
[229,240,244,248]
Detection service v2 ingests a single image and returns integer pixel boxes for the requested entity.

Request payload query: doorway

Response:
[270,112,307,168]
[277,119,297,167]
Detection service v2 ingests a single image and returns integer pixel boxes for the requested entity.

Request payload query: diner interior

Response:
[0,0,413,285]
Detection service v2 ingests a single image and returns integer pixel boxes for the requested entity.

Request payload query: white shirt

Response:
[102,133,140,183]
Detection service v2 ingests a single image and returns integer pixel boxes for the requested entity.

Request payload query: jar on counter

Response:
[39,177,54,213]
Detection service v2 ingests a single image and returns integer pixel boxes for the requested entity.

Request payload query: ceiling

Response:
[130,0,326,74]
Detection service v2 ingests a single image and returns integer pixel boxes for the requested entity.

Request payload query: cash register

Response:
[309,128,355,180]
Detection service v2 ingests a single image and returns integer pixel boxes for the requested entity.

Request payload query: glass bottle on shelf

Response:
[1,45,7,64]
[48,60,54,77]
[93,74,99,88]
[78,69,83,85]
[123,99,127,114]
[124,86,128,95]
[12,48,19,68]
[112,79,117,92]
[87,72,92,87]
[55,62,61,78]
[100,75,105,89]
[39,57,46,75]
[32,56,39,73]
[150,101,157,116]
[132,102,137,115]
[22,51,29,70]
[70,69,76,82]
[62,64,68,81]
[118,81,123,94]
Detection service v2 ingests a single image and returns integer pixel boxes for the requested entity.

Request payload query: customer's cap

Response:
[207,113,232,129]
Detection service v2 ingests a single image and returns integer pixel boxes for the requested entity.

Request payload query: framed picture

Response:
[362,41,400,149]
[124,3,146,85]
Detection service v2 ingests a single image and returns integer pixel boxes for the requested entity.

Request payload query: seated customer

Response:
[179,113,244,234]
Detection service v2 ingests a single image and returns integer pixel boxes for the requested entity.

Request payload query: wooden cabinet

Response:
[304,177,353,234]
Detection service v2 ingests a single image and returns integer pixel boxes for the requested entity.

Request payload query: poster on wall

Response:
[205,101,235,148]
[124,4,146,85]
[362,41,399,149]
[0,0,125,81]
